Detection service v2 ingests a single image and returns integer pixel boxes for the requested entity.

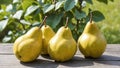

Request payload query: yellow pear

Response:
[48,17,77,62]
[77,13,107,58]
[13,16,47,62]
[13,27,42,62]
[41,20,55,54]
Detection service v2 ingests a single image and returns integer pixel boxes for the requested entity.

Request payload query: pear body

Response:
[13,27,42,62]
[48,26,77,62]
[78,21,107,58]
[41,25,55,54]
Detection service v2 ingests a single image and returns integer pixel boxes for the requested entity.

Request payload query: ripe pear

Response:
[41,21,55,55]
[13,16,47,62]
[48,18,77,62]
[13,27,42,62]
[77,14,107,58]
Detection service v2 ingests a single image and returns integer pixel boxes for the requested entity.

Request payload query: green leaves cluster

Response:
[0,0,113,42]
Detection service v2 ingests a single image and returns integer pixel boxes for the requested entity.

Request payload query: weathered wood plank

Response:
[0,44,120,68]
[0,44,120,53]
[0,61,120,68]
[0,44,120,60]
[0,55,120,68]
[0,44,120,55]
[0,43,13,54]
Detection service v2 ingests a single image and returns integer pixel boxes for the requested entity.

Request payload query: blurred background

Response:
[89,0,120,43]
[0,0,120,44]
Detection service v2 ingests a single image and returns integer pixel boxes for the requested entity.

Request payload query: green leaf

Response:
[13,0,20,3]
[97,0,108,4]
[37,0,45,3]
[85,0,93,4]
[6,4,13,12]
[24,16,33,21]
[20,20,31,25]
[66,11,74,19]
[68,21,75,30]
[37,0,45,5]
[32,9,41,21]
[75,0,78,5]
[0,10,3,13]
[64,0,78,11]
[55,1,64,11]
[32,22,40,27]
[6,4,16,13]
[22,0,34,10]
[74,9,86,20]
[0,11,5,20]
[43,4,55,14]
[92,11,105,22]
[8,31,13,36]
[46,12,63,28]
[13,10,23,19]
[1,5,6,11]
[24,5,39,16]
[2,36,12,43]
[0,19,9,32]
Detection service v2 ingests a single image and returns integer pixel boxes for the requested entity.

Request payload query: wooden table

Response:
[0,44,120,68]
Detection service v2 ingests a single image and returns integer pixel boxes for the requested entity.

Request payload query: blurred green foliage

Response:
[0,0,12,5]
[88,0,120,44]
[0,0,119,44]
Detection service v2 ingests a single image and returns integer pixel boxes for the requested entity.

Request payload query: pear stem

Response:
[39,16,47,28]
[65,17,69,28]
[43,16,47,27]
[90,11,92,23]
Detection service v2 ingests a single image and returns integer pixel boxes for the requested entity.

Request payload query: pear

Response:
[41,18,55,55]
[13,27,42,62]
[13,16,47,62]
[77,13,107,58]
[48,17,77,62]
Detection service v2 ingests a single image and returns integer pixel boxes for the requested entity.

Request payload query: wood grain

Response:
[0,44,120,68]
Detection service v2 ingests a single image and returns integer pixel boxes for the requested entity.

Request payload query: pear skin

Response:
[41,25,55,54]
[48,26,77,62]
[13,27,42,62]
[78,21,107,58]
